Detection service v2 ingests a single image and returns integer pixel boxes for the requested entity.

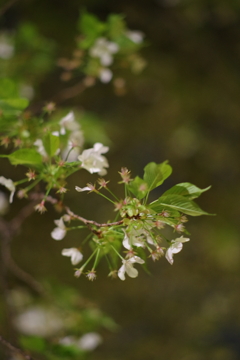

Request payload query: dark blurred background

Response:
[1,0,240,359]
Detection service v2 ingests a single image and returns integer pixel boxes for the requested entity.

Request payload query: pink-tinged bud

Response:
[44,102,56,114]
[175,223,185,233]
[74,269,83,278]
[97,178,109,188]
[86,270,97,281]
[17,189,28,199]
[118,167,132,184]
[159,211,170,217]
[34,201,47,214]
[26,169,36,181]
[155,220,164,229]
[57,187,68,194]
[13,138,22,147]
[1,137,11,148]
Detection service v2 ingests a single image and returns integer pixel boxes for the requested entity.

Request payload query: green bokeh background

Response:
[1,0,240,359]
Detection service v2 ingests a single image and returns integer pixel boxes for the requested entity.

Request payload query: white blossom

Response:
[51,217,67,240]
[34,139,48,157]
[59,111,80,135]
[14,306,64,336]
[61,248,83,265]
[0,176,15,203]
[118,256,145,281]
[126,30,144,44]
[59,332,102,352]
[165,236,190,265]
[99,68,113,83]
[78,143,109,175]
[77,332,102,351]
[122,229,145,250]
[90,37,119,66]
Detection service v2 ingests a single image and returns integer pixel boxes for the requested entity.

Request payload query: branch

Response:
[0,335,37,360]
[66,207,124,228]
[0,0,21,16]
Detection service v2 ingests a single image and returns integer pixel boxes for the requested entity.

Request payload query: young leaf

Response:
[43,133,60,157]
[162,182,211,200]
[78,12,106,49]
[143,161,172,192]
[6,149,42,166]
[150,194,212,216]
[0,98,29,115]
[127,176,148,199]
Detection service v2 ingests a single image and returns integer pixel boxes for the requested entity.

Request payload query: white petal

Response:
[130,256,145,264]
[118,264,126,281]
[165,248,174,265]
[51,227,66,240]
[78,332,102,351]
[75,186,91,192]
[125,262,138,278]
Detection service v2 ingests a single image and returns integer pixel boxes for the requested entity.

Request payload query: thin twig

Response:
[66,207,124,228]
[0,335,37,360]
[0,0,21,16]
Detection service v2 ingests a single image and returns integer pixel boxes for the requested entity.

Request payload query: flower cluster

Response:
[49,162,211,281]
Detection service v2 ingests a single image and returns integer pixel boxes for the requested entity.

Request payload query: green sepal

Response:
[150,194,213,216]
[143,161,172,192]
[162,182,211,200]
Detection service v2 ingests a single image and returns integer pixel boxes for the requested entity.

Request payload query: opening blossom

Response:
[0,176,16,203]
[118,256,145,281]
[61,248,83,265]
[89,37,119,66]
[78,143,109,176]
[51,216,68,240]
[165,236,190,265]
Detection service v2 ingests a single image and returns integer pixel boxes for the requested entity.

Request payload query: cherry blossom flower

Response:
[165,236,190,265]
[122,229,145,250]
[118,256,145,281]
[90,37,119,66]
[0,176,16,203]
[126,30,144,44]
[61,248,83,265]
[34,139,48,158]
[75,185,93,192]
[51,217,67,240]
[99,68,113,83]
[59,111,80,135]
[78,143,109,175]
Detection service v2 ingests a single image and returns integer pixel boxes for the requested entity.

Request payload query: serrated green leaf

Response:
[43,133,60,157]
[143,161,172,192]
[127,176,148,199]
[8,148,42,166]
[150,194,212,216]
[162,182,211,200]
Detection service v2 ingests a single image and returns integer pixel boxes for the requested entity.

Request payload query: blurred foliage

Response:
[1,0,240,360]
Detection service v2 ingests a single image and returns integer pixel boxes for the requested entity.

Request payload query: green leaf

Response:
[78,12,106,49]
[43,133,60,157]
[143,161,172,192]
[7,149,42,166]
[162,182,211,200]
[20,336,46,352]
[127,176,148,199]
[107,14,126,39]
[150,194,212,216]
[0,98,29,115]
